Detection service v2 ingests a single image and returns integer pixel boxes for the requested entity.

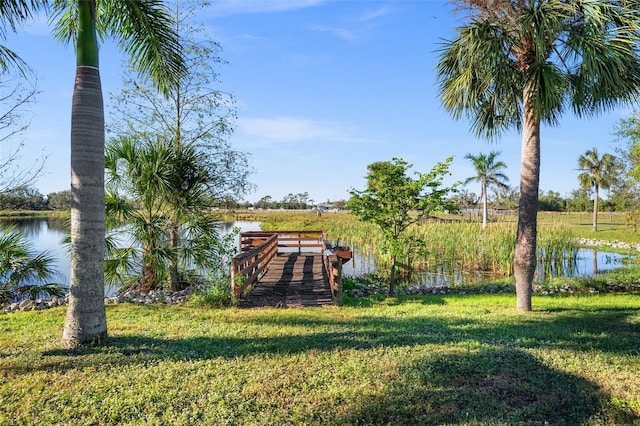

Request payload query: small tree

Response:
[347,157,457,294]
[577,148,618,231]
[463,151,509,229]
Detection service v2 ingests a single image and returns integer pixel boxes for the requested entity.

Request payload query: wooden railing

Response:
[239,230,327,253]
[231,233,279,297]
[231,230,345,301]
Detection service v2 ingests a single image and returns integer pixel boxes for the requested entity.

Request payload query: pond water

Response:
[0,218,262,294]
[339,242,630,286]
[0,218,631,291]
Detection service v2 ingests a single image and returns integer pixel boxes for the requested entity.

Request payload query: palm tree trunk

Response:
[482,184,488,229]
[168,225,179,291]
[62,70,106,344]
[140,258,157,293]
[62,0,107,347]
[514,88,540,313]
[593,183,599,232]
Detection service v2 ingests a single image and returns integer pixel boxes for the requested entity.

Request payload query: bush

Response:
[191,275,235,308]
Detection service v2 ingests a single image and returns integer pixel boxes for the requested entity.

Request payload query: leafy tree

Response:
[577,148,619,231]
[608,179,639,212]
[538,190,565,212]
[492,185,520,211]
[612,112,640,210]
[109,0,251,291]
[332,199,347,210]
[255,195,273,210]
[50,0,185,347]
[449,188,479,211]
[565,188,592,213]
[463,151,509,229]
[0,186,46,210]
[437,0,640,312]
[347,157,457,294]
[614,112,640,182]
[0,226,63,304]
[47,190,71,210]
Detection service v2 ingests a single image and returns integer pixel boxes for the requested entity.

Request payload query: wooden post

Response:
[332,259,343,306]
[230,257,238,297]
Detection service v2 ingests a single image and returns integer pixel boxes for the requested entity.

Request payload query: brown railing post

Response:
[331,258,343,306]
[231,257,238,297]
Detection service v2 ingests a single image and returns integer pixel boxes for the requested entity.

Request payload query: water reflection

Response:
[340,240,629,287]
[0,218,262,293]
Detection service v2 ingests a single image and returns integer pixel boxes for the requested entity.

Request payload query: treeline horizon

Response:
[0,184,635,213]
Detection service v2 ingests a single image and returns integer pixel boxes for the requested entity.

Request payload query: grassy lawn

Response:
[2,295,639,425]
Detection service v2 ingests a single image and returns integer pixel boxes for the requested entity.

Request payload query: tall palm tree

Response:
[437,0,640,312]
[577,148,618,232]
[464,151,509,229]
[50,0,184,347]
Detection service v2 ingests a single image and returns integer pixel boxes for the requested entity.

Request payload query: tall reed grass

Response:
[252,211,579,281]
[326,219,577,280]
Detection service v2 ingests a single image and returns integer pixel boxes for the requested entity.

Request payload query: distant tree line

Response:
[215,193,347,211]
[0,187,69,211]
[449,187,632,214]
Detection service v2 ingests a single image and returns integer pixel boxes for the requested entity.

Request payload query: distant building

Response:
[317,203,334,211]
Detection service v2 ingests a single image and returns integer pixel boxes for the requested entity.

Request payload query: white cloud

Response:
[206,0,328,17]
[358,5,394,23]
[307,24,358,42]
[237,116,367,144]
[307,4,394,43]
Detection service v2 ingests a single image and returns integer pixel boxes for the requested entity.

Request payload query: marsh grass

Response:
[1,296,639,425]
[233,210,640,244]
[234,211,628,284]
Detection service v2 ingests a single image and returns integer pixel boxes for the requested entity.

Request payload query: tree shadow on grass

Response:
[337,347,635,425]
[31,305,638,366]
[8,304,635,423]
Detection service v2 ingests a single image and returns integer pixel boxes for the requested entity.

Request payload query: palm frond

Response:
[102,0,185,95]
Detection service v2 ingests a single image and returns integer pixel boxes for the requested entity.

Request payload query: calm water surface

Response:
[0,218,261,293]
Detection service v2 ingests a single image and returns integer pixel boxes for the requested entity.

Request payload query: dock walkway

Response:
[231,231,351,308]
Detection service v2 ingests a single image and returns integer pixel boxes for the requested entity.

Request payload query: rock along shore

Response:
[2,287,193,314]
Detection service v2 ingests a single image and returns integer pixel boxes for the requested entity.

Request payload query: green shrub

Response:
[191,276,235,308]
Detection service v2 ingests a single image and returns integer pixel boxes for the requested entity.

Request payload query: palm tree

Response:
[50,0,184,347]
[108,0,251,291]
[0,226,63,304]
[577,148,618,232]
[437,0,640,312]
[105,136,222,293]
[464,151,509,229]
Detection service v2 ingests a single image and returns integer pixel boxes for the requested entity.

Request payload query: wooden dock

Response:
[237,253,332,308]
[231,231,351,308]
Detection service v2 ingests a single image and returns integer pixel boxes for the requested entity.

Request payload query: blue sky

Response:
[2,0,634,204]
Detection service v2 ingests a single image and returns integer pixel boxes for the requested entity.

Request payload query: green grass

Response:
[0,210,69,219]
[228,210,640,244]
[2,295,639,425]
